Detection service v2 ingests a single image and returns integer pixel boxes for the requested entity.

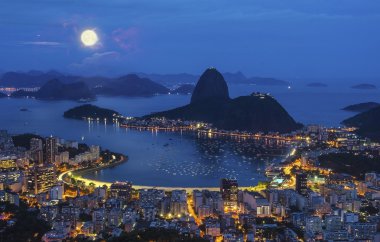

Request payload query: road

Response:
[58,170,264,193]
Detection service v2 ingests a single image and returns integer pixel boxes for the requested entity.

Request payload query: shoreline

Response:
[74,155,128,176]
[120,124,299,142]
[59,155,127,188]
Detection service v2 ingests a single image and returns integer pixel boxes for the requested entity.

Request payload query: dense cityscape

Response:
[1,119,380,241]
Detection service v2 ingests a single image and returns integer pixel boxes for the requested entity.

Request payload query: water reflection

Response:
[81,122,285,187]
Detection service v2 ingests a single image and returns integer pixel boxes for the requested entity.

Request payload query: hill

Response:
[342,102,380,112]
[64,104,119,121]
[146,68,301,133]
[342,106,380,141]
[36,79,94,100]
[191,68,229,104]
[0,70,110,89]
[11,79,95,101]
[94,74,169,96]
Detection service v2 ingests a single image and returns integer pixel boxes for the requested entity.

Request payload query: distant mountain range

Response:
[146,68,302,133]
[0,70,110,89]
[0,70,291,89]
[11,79,95,100]
[137,71,290,86]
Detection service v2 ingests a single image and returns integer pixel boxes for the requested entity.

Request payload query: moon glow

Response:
[81,29,98,47]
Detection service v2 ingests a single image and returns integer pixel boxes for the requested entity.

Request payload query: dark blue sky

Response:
[1,0,380,79]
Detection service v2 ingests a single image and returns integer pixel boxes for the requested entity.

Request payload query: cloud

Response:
[112,27,139,51]
[69,51,121,71]
[19,41,63,47]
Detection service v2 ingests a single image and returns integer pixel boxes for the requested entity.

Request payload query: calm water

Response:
[1,84,379,187]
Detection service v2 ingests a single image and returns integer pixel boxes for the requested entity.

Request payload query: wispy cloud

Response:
[19,41,63,47]
[70,51,121,69]
[112,27,139,52]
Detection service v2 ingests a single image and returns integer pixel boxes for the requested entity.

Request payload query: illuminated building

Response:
[49,182,64,200]
[45,137,58,164]
[170,190,187,217]
[296,173,308,196]
[205,218,221,237]
[92,208,106,233]
[110,181,132,201]
[198,204,212,219]
[55,151,69,165]
[27,165,56,194]
[220,178,238,212]
[305,216,323,236]
[0,190,20,206]
[30,138,43,164]
[347,223,376,240]
[0,159,23,192]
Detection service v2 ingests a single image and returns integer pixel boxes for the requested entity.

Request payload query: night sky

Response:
[1,0,380,79]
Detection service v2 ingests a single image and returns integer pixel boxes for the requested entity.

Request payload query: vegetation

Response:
[12,133,44,149]
[318,153,380,178]
[59,143,90,159]
[63,104,120,121]
[342,102,380,112]
[0,201,50,242]
[342,106,380,141]
[100,149,125,164]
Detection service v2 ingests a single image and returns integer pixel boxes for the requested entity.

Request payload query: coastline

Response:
[74,155,128,176]
[59,155,127,188]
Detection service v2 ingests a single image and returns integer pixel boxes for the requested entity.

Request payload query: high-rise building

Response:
[49,182,64,200]
[0,190,20,206]
[30,138,43,164]
[26,165,56,194]
[110,181,132,201]
[55,151,69,165]
[0,159,23,192]
[45,137,58,164]
[296,173,308,196]
[220,178,238,212]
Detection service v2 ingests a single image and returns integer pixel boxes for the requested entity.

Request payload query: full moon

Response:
[81,29,98,47]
